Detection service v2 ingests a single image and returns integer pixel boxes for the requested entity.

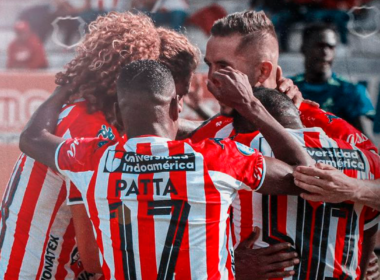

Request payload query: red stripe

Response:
[36,182,67,279]
[277,196,287,234]
[305,206,317,280]
[136,142,158,280]
[204,170,221,279]
[4,164,48,280]
[54,220,77,279]
[167,141,191,279]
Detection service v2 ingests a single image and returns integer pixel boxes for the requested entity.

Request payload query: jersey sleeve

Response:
[197,138,266,191]
[56,138,112,195]
[299,103,378,153]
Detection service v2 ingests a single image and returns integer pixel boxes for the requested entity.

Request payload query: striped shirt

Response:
[231,127,380,280]
[0,100,116,280]
[57,136,266,280]
[191,103,378,153]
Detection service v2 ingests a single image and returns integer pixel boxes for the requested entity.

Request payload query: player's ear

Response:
[113,102,124,128]
[257,61,273,85]
[177,95,184,113]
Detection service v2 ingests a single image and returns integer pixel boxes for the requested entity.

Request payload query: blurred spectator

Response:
[270,0,360,52]
[186,4,227,36]
[7,21,48,70]
[132,0,189,31]
[291,24,375,135]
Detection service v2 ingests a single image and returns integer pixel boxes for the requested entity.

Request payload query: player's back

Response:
[232,127,380,280]
[59,135,266,280]
[0,100,117,280]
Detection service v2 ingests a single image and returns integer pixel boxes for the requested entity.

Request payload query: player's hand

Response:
[365,252,379,280]
[303,99,320,108]
[207,67,259,114]
[235,227,299,280]
[276,66,303,108]
[293,163,359,203]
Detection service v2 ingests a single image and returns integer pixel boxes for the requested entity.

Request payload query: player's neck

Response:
[305,70,331,84]
[126,120,177,141]
[233,114,257,134]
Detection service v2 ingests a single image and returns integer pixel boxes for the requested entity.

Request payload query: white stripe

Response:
[19,168,65,277]
[184,143,207,279]
[0,156,35,278]
[215,123,234,139]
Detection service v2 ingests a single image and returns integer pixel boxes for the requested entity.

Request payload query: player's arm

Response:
[71,205,102,273]
[360,225,378,280]
[207,67,315,168]
[19,85,71,170]
[293,163,380,211]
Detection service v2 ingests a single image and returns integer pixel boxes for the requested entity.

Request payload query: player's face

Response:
[205,35,259,116]
[304,30,337,79]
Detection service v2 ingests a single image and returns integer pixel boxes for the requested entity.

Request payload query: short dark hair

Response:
[253,87,302,128]
[117,60,174,99]
[302,23,337,46]
[211,10,277,51]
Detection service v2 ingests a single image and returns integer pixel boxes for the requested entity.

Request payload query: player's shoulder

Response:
[190,114,233,142]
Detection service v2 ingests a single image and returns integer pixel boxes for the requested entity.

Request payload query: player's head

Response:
[116,60,178,138]
[205,10,279,115]
[157,27,200,98]
[233,87,303,132]
[56,12,161,125]
[301,23,337,82]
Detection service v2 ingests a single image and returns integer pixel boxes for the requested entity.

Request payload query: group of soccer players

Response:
[0,9,380,280]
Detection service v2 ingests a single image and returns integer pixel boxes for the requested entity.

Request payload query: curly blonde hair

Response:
[157,28,200,85]
[56,12,161,123]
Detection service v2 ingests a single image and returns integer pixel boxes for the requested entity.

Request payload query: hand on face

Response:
[235,227,299,280]
[207,66,260,116]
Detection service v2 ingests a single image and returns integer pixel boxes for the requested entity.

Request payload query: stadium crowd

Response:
[1,1,380,280]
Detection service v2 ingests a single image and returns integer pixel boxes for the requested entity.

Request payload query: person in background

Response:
[291,23,375,136]
[7,21,48,70]
[132,0,189,31]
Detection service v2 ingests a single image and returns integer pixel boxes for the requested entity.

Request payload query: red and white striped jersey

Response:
[231,127,380,280]
[0,100,117,280]
[191,103,378,153]
[56,136,266,280]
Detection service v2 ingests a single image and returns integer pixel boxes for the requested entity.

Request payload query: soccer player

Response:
[291,23,375,135]
[0,12,200,279]
[19,60,315,279]
[213,84,380,279]
[192,10,377,152]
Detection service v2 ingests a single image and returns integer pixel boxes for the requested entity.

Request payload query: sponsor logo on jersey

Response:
[97,125,115,140]
[41,235,59,280]
[306,147,365,171]
[104,151,196,173]
[235,142,255,156]
[67,139,79,158]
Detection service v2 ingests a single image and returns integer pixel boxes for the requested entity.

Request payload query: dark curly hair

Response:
[55,12,161,124]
